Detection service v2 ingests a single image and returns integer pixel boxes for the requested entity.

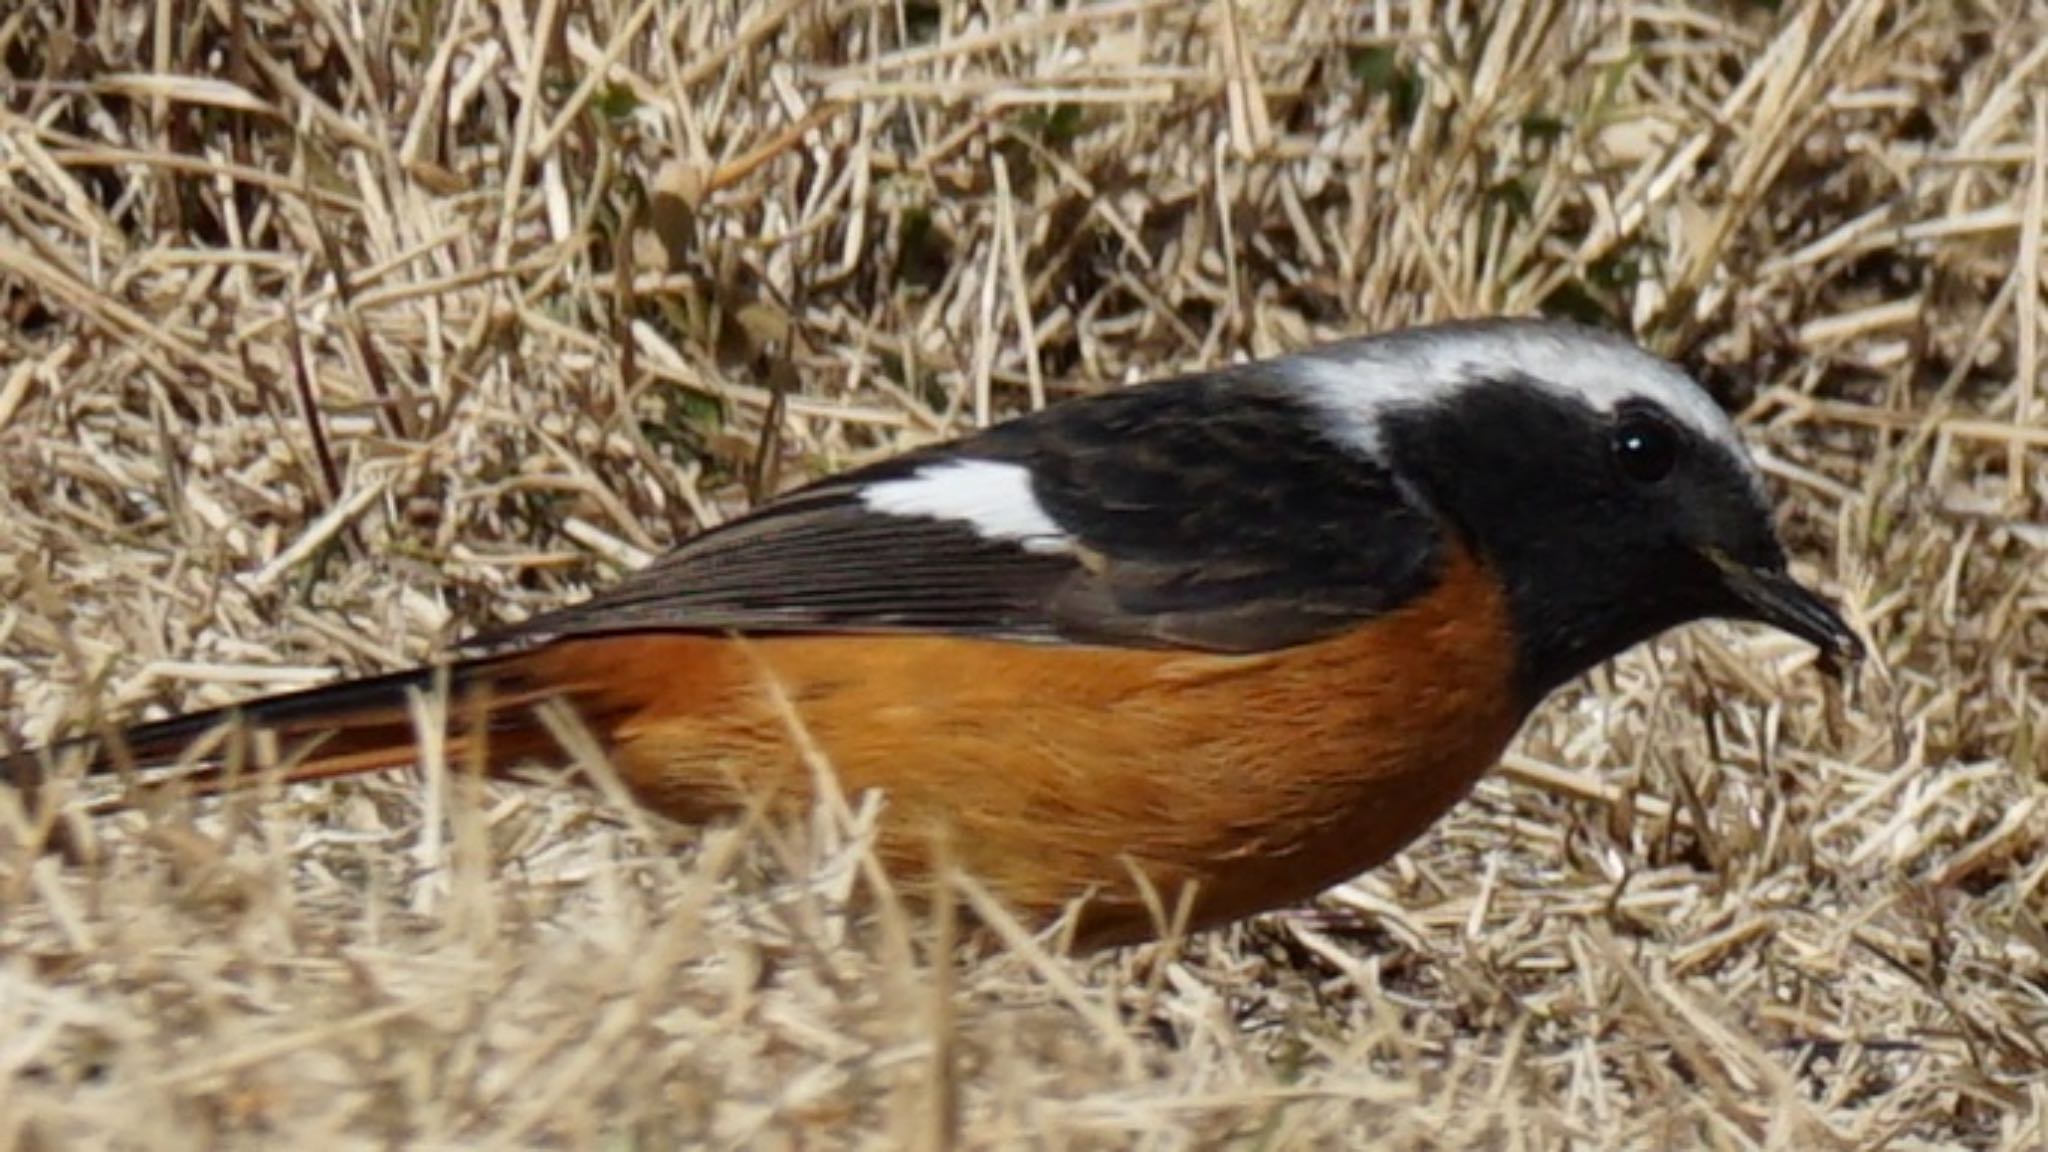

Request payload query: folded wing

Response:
[479,366,1446,654]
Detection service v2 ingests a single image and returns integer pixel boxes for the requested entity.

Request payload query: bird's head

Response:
[1294,319,1861,703]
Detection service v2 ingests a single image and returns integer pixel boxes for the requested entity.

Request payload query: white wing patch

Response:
[858,459,1073,553]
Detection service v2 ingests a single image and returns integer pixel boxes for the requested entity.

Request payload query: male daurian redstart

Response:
[13,318,1861,947]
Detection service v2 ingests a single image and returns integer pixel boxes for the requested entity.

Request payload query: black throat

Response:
[1378,377,1721,705]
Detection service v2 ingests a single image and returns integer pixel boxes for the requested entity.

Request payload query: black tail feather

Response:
[108,664,446,768]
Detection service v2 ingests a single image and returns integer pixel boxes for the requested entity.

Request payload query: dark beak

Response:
[1708,551,1864,670]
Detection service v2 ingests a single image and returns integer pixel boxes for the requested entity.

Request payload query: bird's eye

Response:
[1612,408,1678,484]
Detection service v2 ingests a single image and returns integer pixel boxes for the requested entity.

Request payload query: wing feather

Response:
[473,366,1445,654]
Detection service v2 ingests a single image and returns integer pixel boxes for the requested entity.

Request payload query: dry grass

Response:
[1,0,2044,1147]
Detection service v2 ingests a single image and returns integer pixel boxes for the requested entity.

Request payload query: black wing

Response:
[475,364,1444,654]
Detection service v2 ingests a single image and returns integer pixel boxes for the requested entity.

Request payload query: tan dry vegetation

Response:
[0,0,2044,1147]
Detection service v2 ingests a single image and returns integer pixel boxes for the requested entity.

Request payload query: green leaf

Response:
[1348,44,1423,127]
[593,83,641,122]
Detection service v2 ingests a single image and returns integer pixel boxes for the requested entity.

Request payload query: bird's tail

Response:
[14,653,584,813]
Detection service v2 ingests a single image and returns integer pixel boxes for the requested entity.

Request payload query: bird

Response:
[12,317,1861,948]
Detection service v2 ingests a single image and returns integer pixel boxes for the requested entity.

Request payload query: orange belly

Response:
[514,549,1526,944]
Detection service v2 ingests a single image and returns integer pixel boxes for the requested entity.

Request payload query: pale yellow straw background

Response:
[1,2,2044,1147]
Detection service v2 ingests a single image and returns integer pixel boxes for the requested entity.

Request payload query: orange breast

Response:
[515,547,1527,945]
